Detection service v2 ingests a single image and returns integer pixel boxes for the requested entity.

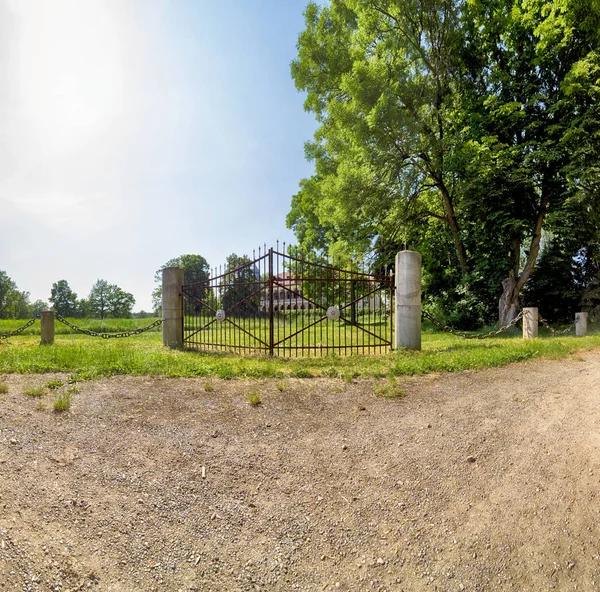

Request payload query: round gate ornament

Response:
[326,306,340,321]
[215,310,226,322]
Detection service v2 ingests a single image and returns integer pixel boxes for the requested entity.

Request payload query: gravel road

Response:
[1,349,600,591]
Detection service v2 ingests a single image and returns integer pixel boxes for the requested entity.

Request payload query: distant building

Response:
[260,272,315,312]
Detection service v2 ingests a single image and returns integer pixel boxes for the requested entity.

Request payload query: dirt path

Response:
[1,350,600,591]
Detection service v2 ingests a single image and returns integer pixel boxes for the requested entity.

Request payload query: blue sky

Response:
[0,0,317,311]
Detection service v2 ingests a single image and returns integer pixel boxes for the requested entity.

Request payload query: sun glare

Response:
[15,0,125,136]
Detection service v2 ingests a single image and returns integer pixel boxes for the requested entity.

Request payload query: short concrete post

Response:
[523,307,538,339]
[575,312,588,337]
[40,310,54,345]
[162,267,184,348]
[395,250,421,351]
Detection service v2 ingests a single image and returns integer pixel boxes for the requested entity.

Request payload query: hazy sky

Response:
[0,0,317,311]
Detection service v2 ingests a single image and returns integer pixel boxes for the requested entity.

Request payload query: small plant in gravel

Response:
[25,386,46,397]
[341,372,356,383]
[44,379,64,390]
[35,401,46,411]
[53,391,72,413]
[67,385,81,395]
[276,380,289,392]
[0,382,8,394]
[373,379,405,399]
[247,391,262,406]
[203,380,215,392]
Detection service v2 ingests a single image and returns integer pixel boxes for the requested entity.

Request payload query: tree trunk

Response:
[498,189,549,326]
[499,271,520,326]
[437,180,468,275]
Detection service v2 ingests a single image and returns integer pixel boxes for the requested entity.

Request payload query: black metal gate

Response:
[182,248,393,356]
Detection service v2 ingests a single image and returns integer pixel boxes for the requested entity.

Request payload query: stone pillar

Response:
[40,310,54,345]
[162,267,184,348]
[523,307,538,339]
[395,250,421,351]
[575,312,588,337]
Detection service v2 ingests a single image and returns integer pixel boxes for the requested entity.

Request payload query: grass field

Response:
[184,311,392,355]
[1,317,599,381]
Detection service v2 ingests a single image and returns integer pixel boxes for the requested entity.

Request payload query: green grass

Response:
[25,386,46,397]
[373,378,405,399]
[247,391,262,406]
[0,323,599,381]
[0,317,162,336]
[44,379,64,390]
[53,391,72,413]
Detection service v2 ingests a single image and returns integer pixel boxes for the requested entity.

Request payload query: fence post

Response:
[162,267,184,348]
[40,310,54,345]
[575,312,588,337]
[395,250,421,351]
[523,307,538,339]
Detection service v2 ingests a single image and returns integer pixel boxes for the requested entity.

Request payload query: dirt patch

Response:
[1,350,600,591]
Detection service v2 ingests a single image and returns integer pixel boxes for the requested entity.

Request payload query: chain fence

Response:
[538,316,576,336]
[422,310,525,340]
[54,314,163,339]
[0,316,39,340]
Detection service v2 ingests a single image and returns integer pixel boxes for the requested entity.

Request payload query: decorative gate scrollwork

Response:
[182,248,393,356]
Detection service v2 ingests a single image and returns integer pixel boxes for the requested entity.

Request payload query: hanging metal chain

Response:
[422,309,524,339]
[0,316,39,340]
[54,314,163,339]
[538,316,575,336]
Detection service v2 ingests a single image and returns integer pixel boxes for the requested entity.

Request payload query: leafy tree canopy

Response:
[0,271,31,319]
[88,279,135,319]
[49,280,78,317]
[152,254,210,313]
[289,0,600,326]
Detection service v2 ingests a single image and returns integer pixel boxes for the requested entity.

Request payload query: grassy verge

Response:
[0,317,162,336]
[1,328,599,380]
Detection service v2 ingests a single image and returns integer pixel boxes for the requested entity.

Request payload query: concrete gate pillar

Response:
[162,267,184,348]
[395,251,421,351]
[575,312,588,337]
[40,310,55,345]
[523,307,538,339]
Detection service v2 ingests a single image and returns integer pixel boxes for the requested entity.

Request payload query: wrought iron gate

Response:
[182,248,393,356]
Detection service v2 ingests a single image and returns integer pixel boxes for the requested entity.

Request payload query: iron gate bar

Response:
[271,289,390,349]
[223,283,267,316]
[272,313,329,347]
[221,317,270,349]
[181,287,218,313]
[271,279,326,312]
[182,246,393,356]
[272,249,380,278]
[269,248,274,356]
[185,318,217,342]
[335,316,390,344]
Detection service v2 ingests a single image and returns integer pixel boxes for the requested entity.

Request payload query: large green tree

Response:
[152,254,210,313]
[220,254,262,317]
[88,279,135,319]
[0,271,31,319]
[289,0,600,326]
[49,280,78,317]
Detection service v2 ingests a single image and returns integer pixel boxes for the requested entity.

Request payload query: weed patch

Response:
[25,386,46,397]
[373,379,405,399]
[53,391,72,413]
[247,391,262,406]
[0,382,8,394]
